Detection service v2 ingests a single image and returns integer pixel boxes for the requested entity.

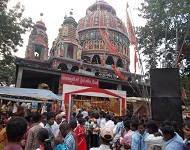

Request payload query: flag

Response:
[99,29,117,53]
[126,3,138,72]
[112,64,125,80]
[134,46,138,73]
[126,4,137,45]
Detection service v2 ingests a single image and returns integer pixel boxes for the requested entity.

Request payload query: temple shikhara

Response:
[15,0,147,106]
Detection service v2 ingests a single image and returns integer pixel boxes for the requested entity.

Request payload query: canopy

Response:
[64,87,126,117]
[0,87,61,102]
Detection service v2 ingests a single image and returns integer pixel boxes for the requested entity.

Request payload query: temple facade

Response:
[16,0,147,97]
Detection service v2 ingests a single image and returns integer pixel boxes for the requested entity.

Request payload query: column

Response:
[16,67,23,88]
[117,84,122,90]
[64,44,68,58]
[74,46,77,60]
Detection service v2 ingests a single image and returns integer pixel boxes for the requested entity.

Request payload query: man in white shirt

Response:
[97,111,106,128]
[90,127,113,150]
[145,120,163,150]
[51,114,63,137]
[105,114,115,130]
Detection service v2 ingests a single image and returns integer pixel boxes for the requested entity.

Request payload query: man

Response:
[97,111,106,128]
[90,127,113,150]
[113,117,124,144]
[25,112,42,150]
[161,125,183,150]
[145,120,163,150]
[45,112,55,141]
[59,121,76,150]
[105,114,115,130]
[52,113,63,138]
[183,119,190,150]
[131,122,148,150]
[39,112,47,128]
[5,117,27,150]
[81,108,88,118]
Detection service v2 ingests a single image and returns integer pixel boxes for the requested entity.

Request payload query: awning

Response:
[127,97,150,102]
[0,87,61,102]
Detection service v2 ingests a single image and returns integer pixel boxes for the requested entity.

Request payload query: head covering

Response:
[100,127,113,140]
[59,112,66,117]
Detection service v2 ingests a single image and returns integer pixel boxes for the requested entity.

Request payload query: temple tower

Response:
[25,19,49,61]
[50,13,79,60]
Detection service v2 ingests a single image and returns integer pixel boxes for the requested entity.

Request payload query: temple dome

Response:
[77,0,127,35]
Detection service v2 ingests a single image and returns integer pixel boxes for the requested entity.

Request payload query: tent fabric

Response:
[64,87,125,104]
[0,87,61,101]
[64,87,126,116]
[65,87,124,98]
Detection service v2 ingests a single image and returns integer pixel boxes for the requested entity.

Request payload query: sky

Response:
[9,0,145,73]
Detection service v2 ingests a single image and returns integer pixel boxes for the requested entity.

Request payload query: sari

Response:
[74,125,87,150]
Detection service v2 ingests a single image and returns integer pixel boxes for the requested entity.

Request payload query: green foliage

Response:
[0,0,32,86]
[137,0,190,69]
[181,75,190,105]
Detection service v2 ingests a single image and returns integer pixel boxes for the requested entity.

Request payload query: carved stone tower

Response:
[50,14,79,60]
[25,20,49,61]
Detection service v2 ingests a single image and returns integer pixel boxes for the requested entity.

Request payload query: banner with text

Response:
[60,73,99,87]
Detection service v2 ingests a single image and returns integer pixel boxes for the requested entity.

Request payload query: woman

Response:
[120,120,133,149]
[37,128,53,150]
[75,117,87,150]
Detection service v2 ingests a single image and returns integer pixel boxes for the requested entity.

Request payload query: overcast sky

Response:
[9,0,145,72]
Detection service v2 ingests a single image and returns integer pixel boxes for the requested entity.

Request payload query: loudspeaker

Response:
[150,68,182,125]
[151,97,182,123]
[150,68,180,97]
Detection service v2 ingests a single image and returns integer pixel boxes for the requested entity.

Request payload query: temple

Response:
[15,0,148,97]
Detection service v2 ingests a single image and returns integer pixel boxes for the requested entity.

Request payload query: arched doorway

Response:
[92,55,101,64]
[116,58,123,68]
[71,66,79,72]
[58,63,68,71]
[105,56,114,65]
[67,44,74,59]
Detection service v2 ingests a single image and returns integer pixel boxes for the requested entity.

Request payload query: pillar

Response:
[117,84,122,90]
[16,67,23,88]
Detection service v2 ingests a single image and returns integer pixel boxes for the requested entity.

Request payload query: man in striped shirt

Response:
[60,121,76,150]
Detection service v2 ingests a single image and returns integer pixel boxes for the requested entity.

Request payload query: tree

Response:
[137,0,190,70]
[137,0,190,103]
[0,0,32,86]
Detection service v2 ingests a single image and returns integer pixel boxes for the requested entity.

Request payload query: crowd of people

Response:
[0,102,190,150]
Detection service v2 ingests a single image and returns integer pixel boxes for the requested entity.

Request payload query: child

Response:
[37,128,53,150]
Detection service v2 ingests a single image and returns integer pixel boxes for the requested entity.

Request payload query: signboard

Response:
[60,73,99,87]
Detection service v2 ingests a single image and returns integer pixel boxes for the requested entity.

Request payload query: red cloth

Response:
[74,125,87,150]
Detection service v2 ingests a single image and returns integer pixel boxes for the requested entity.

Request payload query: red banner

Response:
[60,73,99,87]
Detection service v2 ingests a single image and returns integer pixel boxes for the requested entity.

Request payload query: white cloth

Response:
[39,122,45,128]
[41,105,47,114]
[98,118,106,128]
[12,104,17,113]
[105,120,115,130]
[90,144,111,150]
[51,121,60,137]
[82,111,88,118]
[145,134,163,150]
